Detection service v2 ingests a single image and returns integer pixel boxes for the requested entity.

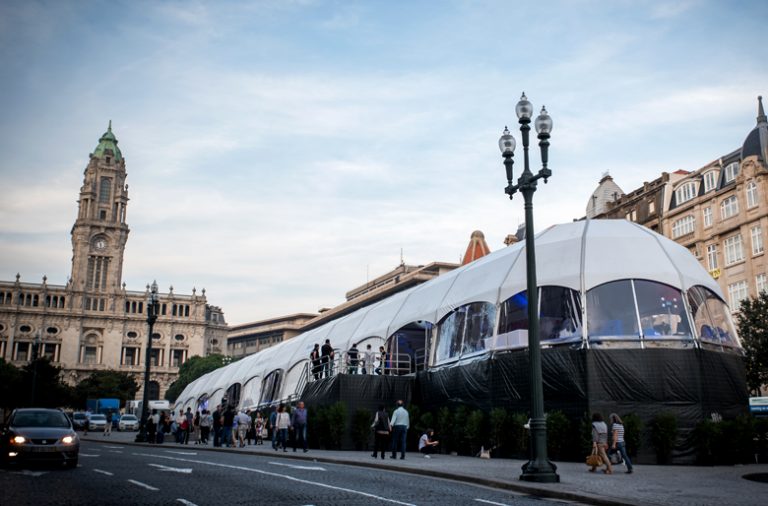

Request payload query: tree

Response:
[164,354,227,402]
[737,292,768,396]
[73,370,138,407]
[0,358,22,412]
[19,358,74,409]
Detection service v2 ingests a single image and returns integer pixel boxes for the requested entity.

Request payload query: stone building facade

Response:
[0,124,228,400]
[585,97,768,311]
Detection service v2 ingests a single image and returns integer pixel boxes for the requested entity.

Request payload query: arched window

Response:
[720,195,739,219]
[499,287,582,349]
[259,370,283,405]
[224,383,242,408]
[723,162,740,183]
[703,170,719,192]
[99,177,112,203]
[687,285,740,351]
[435,302,495,364]
[674,182,698,205]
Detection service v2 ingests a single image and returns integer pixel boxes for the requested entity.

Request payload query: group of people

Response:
[369,400,439,460]
[310,340,389,380]
[589,412,634,474]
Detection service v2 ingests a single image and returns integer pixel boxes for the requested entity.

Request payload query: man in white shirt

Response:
[389,400,410,460]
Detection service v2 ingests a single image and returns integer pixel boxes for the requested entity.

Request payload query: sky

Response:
[1,0,766,325]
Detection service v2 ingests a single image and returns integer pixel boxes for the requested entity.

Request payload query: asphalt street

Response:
[0,440,582,506]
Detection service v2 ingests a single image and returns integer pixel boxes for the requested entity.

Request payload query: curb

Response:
[82,437,648,506]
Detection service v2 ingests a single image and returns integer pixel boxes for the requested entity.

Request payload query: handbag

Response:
[608,448,624,465]
[586,447,602,467]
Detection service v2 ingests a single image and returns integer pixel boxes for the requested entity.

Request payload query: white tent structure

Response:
[174,220,740,413]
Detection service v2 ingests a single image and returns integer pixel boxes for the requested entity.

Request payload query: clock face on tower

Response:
[93,238,107,251]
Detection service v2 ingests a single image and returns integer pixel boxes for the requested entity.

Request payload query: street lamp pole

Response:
[30,332,42,406]
[498,92,559,483]
[135,280,159,443]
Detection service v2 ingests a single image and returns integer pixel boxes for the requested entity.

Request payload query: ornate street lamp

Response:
[498,92,559,483]
[135,280,160,443]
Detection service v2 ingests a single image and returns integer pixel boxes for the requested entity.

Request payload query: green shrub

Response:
[510,412,530,458]
[453,405,470,454]
[351,408,372,451]
[545,410,571,460]
[489,408,509,456]
[465,410,485,456]
[693,418,720,465]
[436,406,454,453]
[649,413,677,464]
[324,402,347,450]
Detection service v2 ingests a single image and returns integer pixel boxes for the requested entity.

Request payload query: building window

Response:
[757,273,767,294]
[723,162,740,183]
[149,349,162,367]
[123,347,138,366]
[126,331,138,339]
[174,334,185,342]
[14,342,30,361]
[746,181,758,208]
[703,170,719,192]
[42,343,57,361]
[83,346,98,364]
[727,280,748,311]
[648,201,655,214]
[723,235,745,266]
[19,324,32,333]
[752,226,764,255]
[720,195,739,219]
[171,349,186,368]
[703,207,712,228]
[675,182,698,205]
[706,244,718,271]
[672,215,696,238]
[99,177,112,203]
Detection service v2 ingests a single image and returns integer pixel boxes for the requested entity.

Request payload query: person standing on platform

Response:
[310,343,322,380]
[389,400,409,460]
[321,339,334,378]
[363,344,375,374]
[376,346,387,375]
[347,343,359,374]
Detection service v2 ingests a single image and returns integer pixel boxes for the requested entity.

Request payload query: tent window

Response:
[435,302,495,363]
[587,280,640,346]
[259,370,283,405]
[539,286,582,346]
[686,285,740,351]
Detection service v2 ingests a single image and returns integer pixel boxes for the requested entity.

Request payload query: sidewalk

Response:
[84,431,768,506]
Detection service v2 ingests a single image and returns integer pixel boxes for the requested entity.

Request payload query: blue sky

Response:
[1,0,766,324]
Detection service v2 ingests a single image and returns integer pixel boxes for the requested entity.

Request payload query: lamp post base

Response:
[520,460,560,483]
[134,431,149,443]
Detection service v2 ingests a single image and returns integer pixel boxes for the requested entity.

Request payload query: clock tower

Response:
[69,122,130,310]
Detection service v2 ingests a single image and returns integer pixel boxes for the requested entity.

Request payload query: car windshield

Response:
[122,415,137,420]
[90,414,106,420]
[73,413,86,419]
[13,411,71,428]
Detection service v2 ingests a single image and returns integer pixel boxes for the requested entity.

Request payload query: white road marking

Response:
[135,452,415,505]
[177,499,199,506]
[93,469,114,476]
[268,461,326,471]
[128,479,159,491]
[474,499,510,506]
[79,453,100,457]
[103,445,123,449]
[165,450,198,455]
[148,463,193,474]
[108,450,123,454]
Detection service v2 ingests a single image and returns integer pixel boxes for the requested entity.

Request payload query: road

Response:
[0,440,580,505]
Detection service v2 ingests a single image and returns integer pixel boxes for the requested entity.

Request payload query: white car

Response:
[118,414,139,431]
[88,414,107,430]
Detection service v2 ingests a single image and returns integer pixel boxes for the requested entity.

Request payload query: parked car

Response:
[1,408,79,468]
[87,414,107,431]
[71,412,88,431]
[118,414,139,431]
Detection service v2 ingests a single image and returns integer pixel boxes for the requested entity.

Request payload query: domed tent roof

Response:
[741,96,768,162]
[177,220,726,409]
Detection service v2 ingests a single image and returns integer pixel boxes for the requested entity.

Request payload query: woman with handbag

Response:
[370,404,391,459]
[589,412,613,474]
[610,413,633,474]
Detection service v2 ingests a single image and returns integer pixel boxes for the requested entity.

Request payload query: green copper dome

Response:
[92,120,122,161]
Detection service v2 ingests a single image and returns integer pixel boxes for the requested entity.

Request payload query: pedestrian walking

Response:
[371,404,390,459]
[184,407,194,444]
[199,409,212,444]
[275,404,291,452]
[269,406,278,450]
[254,412,265,445]
[222,404,235,448]
[389,400,409,459]
[237,409,250,448]
[147,409,157,444]
[590,412,613,474]
[103,411,113,436]
[156,412,166,444]
[610,413,633,474]
[212,405,222,447]
[291,401,309,453]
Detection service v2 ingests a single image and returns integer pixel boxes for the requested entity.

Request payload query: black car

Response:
[1,408,80,468]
